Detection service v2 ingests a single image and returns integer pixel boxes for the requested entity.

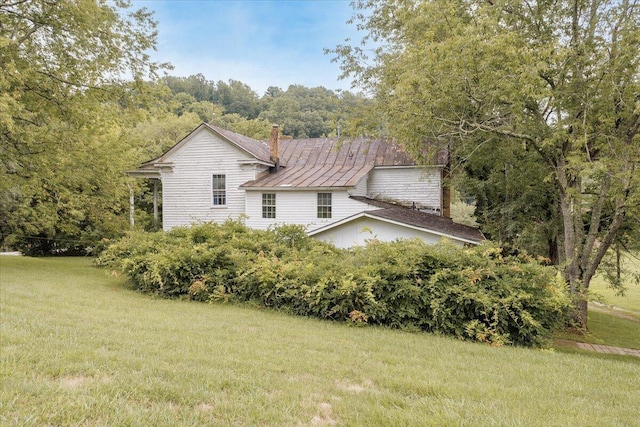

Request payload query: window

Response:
[212,174,226,206]
[262,193,276,218]
[317,193,332,218]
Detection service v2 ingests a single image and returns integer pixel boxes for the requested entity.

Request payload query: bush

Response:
[97,221,571,347]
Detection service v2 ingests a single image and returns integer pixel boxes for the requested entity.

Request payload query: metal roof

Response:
[130,124,448,189]
[242,137,445,189]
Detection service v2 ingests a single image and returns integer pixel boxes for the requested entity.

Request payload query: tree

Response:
[331,0,640,328]
[209,113,271,140]
[259,85,346,138]
[1,0,163,253]
[159,76,372,139]
[259,97,307,137]
[213,79,261,119]
[161,74,214,101]
[460,138,562,263]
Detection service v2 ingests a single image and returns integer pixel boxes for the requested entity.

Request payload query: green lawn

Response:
[1,257,639,426]
[555,309,640,350]
[561,252,640,349]
[586,310,640,349]
[589,253,640,316]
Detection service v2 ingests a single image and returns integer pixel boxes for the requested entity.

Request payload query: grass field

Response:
[554,254,640,352]
[589,253,640,316]
[1,257,639,426]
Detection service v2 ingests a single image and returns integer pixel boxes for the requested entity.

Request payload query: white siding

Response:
[367,167,441,211]
[312,216,465,249]
[349,176,368,197]
[244,190,370,231]
[157,129,446,238]
[160,129,266,230]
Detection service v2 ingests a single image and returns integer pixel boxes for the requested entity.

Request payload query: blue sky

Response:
[132,0,361,95]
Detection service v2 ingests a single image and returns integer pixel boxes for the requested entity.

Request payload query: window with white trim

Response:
[212,174,226,206]
[317,193,332,218]
[262,193,276,218]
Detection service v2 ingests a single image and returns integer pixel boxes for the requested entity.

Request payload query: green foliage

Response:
[98,222,571,347]
[459,140,561,263]
[0,0,164,254]
[259,85,340,138]
[331,0,640,327]
[161,75,373,139]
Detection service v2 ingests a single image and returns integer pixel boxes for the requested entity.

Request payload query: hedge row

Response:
[97,221,571,347]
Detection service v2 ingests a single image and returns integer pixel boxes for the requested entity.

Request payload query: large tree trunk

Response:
[556,164,631,331]
[572,297,589,331]
[556,161,593,331]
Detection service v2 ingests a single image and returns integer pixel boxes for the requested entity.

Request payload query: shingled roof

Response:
[343,196,485,243]
[241,137,447,189]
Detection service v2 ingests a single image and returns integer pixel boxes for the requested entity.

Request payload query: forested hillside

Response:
[160,74,372,139]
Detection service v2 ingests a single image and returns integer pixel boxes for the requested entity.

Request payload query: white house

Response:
[129,123,483,248]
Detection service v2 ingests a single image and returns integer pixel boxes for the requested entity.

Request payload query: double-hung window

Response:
[262,193,276,218]
[212,174,226,206]
[317,193,332,218]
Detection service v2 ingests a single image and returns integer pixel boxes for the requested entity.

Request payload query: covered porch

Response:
[127,164,162,229]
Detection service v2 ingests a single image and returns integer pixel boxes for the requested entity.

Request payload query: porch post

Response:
[129,186,135,229]
[153,180,159,225]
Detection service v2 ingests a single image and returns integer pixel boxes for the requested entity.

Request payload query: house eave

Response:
[308,211,482,245]
[242,185,354,191]
[364,213,482,245]
[307,212,368,235]
[153,162,174,169]
[238,159,275,167]
[127,161,173,179]
[127,170,161,179]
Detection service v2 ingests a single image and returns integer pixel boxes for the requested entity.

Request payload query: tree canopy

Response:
[331,0,640,327]
[161,75,373,139]
[0,0,163,253]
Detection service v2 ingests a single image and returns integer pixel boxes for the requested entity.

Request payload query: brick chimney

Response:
[269,124,279,171]
[442,178,451,218]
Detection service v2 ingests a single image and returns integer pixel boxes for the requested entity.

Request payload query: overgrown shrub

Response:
[97,221,571,347]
